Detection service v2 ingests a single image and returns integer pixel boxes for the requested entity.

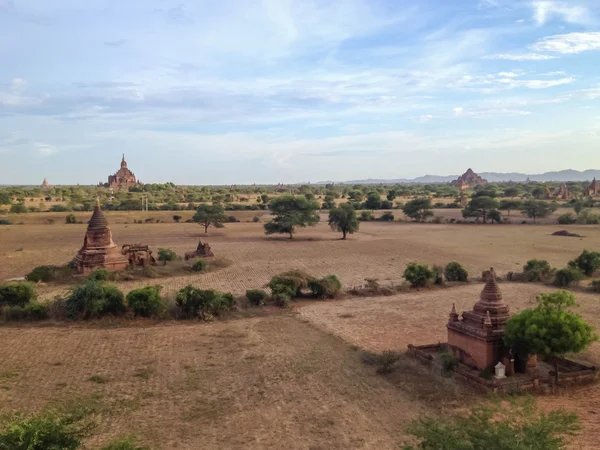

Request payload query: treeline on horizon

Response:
[0,180,595,214]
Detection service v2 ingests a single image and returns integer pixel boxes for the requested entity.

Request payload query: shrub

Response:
[226,215,240,223]
[157,248,177,265]
[273,293,291,308]
[66,280,125,319]
[26,265,68,283]
[590,280,600,293]
[439,351,459,375]
[403,263,433,288]
[308,275,343,299]
[0,219,12,225]
[246,289,267,306]
[23,302,49,320]
[375,350,400,374]
[379,212,395,222]
[191,260,207,272]
[252,216,260,223]
[172,215,182,223]
[359,211,374,221]
[127,286,163,317]
[431,265,444,285]
[267,270,315,297]
[101,436,149,450]
[554,268,585,287]
[444,262,468,282]
[88,268,110,281]
[0,282,37,307]
[523,259,553,282]
[175,286,234,319]
[568,250,600,276]
[558,213,576,225]
[65,214,78,224]
[0,411,94,450]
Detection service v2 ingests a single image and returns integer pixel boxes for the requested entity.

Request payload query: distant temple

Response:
[41,178,51,189]
[74,199,128,275]
[451,168,487,190]
[584,178,599,197]
[105,154,138,189]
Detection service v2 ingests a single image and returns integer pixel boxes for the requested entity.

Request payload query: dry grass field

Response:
[1,218,599,448]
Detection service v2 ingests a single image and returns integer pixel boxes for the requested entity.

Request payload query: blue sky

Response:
[1,0,599,184]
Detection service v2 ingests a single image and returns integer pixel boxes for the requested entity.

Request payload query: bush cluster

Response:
[523,259,554,282]
[191,260,207,272]
[568,250,600,276]
[127,286,163,317]
[444,262,468,282]
[0,282,37,307]
[267,270,313,298]
[26,265,70,283]
[66,280,126,319]
[246,289,267,306]
[175,286,235,319]
[308,275,343,299]
[157,248,177,265]
[554,268,585,287]
[403,263,434,288]
[590,280,600,293]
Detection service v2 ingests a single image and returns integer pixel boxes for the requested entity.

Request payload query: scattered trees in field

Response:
[462,196,499,223]
[192,203,227,234]
[504,291,597,385]
[498,199,522,216]
[328,203,359,239]
[402,198,433,222]
[521,200,557,224]
[264,195,320,239]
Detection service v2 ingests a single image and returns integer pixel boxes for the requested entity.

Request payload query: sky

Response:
[1,0,599,185]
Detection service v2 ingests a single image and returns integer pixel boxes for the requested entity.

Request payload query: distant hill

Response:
[335,169,600,184]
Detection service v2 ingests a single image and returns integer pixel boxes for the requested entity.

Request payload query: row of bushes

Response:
[403,262,469,288]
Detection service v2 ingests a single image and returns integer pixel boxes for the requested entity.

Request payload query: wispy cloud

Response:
[483,53,558,61]
[532,1,590,26]
[531,32,600,54]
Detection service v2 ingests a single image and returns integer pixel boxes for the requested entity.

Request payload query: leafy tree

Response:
[260,194,269,204]
[157,248,177,265]
[364,192,382,210]
[192,203,227,234]
[403,263,433,287]
[172,215,182,223]
[473,187,498,198]
[504,187,520,198]
[532,186,548,199]
[521,200,557,224]
[264,195,320,239]
[504,291,597,384]
[386,189,398,201]
[444,262,468,282]
[523,259,553,282]
[403,397,579,450]
[463,196,499,223]
[65,214,78,224]
[127,286,163,317]
[568,250,600,276]
[499,199,523,217]
[347,190,364,202]
[554,268,584,287]
[0,192,10,205]
[328,203,359,240]
[402,198,433,222]
[9,203,27,214]
[321,195,335,210]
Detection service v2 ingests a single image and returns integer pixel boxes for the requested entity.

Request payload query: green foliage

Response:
[359,211,374,221]
[308,275,343,299]
[273,293,291,308]
[568,250,600,276]
[0,410,95,450]
[65,214,78,224]
[463,196,500,223]
[126,286,163,317]
[521,200,557,224]
[66,280,125,319]
[328,203,359,239]
[523,259,554,282]
[364,192,382,210]
[375,350,400,374]
[172,215,182,223]
[191,260,207,272]
[175,286,234,318]
[379,212,395,222]
[504,291,597,360]
[26,265,68,283]
[157,248,177,264]
[403,263,433,288]
[264,195,320,239]
[403,397,580,450]
[88,269,110,281]
[9,202,27,214]
[590,280,600,293]
[267,270,315,299]
[100,436,149,450]
[558,213,576,225]
[402,198,433,222]
[439,351,459,375]
[22,302,49,320]
[576,209,600,225]
[192,203,227,234]
[246,289,268,306]
[0,219,11,225]
[444,262,468,282]
[554,268,585,287]
[0,282,37,307]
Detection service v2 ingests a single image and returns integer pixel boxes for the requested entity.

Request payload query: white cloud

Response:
[10,78,26,90]
[478,0,499,9]
[34,142,57,155]
[453,107,464,116]
[418,114,433,123]
[483,53,558,61]
[531,32,600,54]
[532,1,590,26]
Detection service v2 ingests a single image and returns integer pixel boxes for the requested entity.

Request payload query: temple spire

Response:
[449,303,459,322]
[121,153,127,169]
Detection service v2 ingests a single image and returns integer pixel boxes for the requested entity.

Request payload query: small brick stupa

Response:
[447,268,511,371]
[74,199,128,275]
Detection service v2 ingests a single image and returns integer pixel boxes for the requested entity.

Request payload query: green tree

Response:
[504,187,520,198]
[386,189,398,201]
[403,397,579,450]
[499,199,523,217]
[364,192,382,210]
[532,186,548,199]
[264,195,320,239]
[9,203,27,214]
[521,200,557,224]
[157,248,177,265]
[192,203,227,234]
[0,192,10,205]
[347,190,364,202]
[463,196,499,223]
[504,291,597,385]
[402,198,433,222]
[328,203,359,240]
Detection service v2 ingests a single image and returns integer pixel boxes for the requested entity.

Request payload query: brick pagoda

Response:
[584,178,599,197]
[105,154,138,189]
[74,199,128,275]
[447,268,511,371]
